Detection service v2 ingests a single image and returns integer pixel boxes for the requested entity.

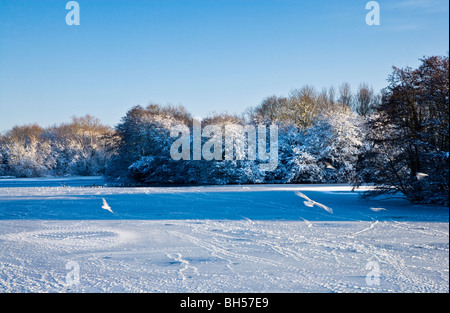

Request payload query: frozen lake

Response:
[0,177,448,292]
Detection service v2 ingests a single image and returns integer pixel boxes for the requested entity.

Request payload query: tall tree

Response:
[354,83,379,117]
[356,55,449,205]
[338,82,353,109]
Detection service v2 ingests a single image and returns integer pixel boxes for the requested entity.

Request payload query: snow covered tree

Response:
[106,104,194,184]
[0,117,114,178]
[269,106,365,184]
[0,124,54,177]
[268,125,323,183]
[356,55,449,205]
[44,115,113,176]
[200,114,265,185]
[304,107,365,183]
[7,140,55,177]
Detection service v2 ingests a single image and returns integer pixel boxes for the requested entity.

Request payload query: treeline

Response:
[0,55,448,205]
[0,115,116,177]
[105,87,369,186]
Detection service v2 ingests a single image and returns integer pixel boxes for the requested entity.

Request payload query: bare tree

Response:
[328,86,336,106]
[288,85,319,128]
[3,124,43,147]
[354,83,376,117]
[338,82,353,109]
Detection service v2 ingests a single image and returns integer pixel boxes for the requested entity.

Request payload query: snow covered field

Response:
[0,177,448,293]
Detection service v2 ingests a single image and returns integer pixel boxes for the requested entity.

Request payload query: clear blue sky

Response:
[0,0,448,132]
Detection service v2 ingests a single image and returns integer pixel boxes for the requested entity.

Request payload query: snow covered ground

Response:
[0,177,448,293]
